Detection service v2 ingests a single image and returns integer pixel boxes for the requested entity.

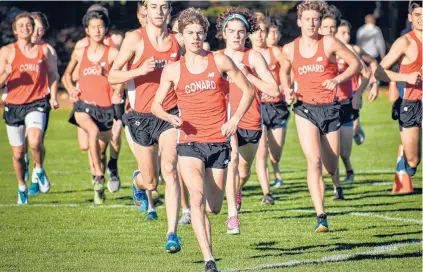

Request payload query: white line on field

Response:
[0,203,165,209]
[350,212,423,225]
[221,241,420,272]
[288,209,423,225]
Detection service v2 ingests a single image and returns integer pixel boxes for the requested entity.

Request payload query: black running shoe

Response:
[204,260,218,272]
[334,187,344,200]
[261,194,275,205]
[315,213,329,232]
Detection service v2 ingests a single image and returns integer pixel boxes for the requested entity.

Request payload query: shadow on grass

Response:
[249,238,422,260]
[374,231,422,238]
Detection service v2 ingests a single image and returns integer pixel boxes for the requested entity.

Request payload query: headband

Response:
[222,14,250,32]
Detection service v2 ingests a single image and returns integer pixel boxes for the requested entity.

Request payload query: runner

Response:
[319,5,371,189]
[151,8,254,271]
[62,10,122,204]
[24,12,60,195]
[0,12,59,203]
[375,0,422,177]
[249,13,286,205]
[216,7,280,234]
[68,4,123,193]
[280,1,361,231]
[108,0,182,253]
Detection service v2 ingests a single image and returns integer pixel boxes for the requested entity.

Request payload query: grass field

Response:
[0,92,422,272]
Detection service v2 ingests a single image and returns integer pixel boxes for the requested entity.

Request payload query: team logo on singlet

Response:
[19,63,40,73]
[170,53,177,58]
[298,64,325,75]
[316,56,323,62]
[184,80,217,94]
[155,59,173,69]
[83,64,103,76]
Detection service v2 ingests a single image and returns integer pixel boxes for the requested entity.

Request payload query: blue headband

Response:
[222,14,250,32]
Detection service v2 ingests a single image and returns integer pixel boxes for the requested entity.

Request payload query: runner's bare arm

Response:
[216,54,254,126]
[151,62,182,128]
[109,47,125,99]
[280,42,295,103]
[329,36,362,84]
[249,49,279,97]
[62,48,83,100]
[348,45,371,94]
[108,31,154,84]
[45,45,60,108]
[0,46,12,88]
[375,37,420,85]
[354,45,378,81]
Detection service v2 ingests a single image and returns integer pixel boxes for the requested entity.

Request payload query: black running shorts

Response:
[68,101,115,132]
[340,98,355,126]
[392,97,422,130]
[3,97,50,127]
[122,106,179,147]
[293,100,341,135]
[237,128,262,147]
[177,142,231,169]
[261,100,290,130]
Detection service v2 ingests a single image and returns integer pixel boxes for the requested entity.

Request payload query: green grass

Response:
[0,93,421,272]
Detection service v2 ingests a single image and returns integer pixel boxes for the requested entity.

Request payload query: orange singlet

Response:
[78,46,112,107]
[291,35,338,104]
[263,47,284,103]
[128,27,180,113]
[176,52,229,144]
[336,55,353,101]
[5,43,49,105]
[400,31,422,100]
[352,74,361,92]
[221,49,261,131]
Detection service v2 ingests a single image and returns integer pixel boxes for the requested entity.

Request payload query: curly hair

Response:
[30,12,50,31]
[215,7,260,40]
[322,4,342,27]
[177,8,209,34]
[82,10,110,29]
[297,0,328,19]
[269,18,282,30]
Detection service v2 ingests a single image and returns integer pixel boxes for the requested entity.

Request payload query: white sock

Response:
[183,208,190,214]
[19,185,27,192]
[148,208,156,213]
[35,167,43,173]
[228,211,238,218]
[24,153,29,163]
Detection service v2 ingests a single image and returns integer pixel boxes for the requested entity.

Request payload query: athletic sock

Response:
[19,185,27,192]
[148,208,156,213]
[346,169,354,175]
[183,208,191,214]
[107,158,118,176]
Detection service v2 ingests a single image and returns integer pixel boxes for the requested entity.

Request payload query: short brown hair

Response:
[409,0,422,14]
[140,0,172,8]
[177,8,209,34]
[30,12,50,31]
[12,12,34,32]
[215,7,260,40]
[297,0,328,19]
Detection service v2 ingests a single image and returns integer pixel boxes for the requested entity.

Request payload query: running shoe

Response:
[353,128,365,145]
[178,212,191,225]
[204,260,218,272]
[236,192,242,212]
[93,176,105,205]
[17,189,28,205]
[33,168,50,193]
[24,154,29,182]
[144,211,158,221]
[344,170,355,183]
[132,170,148,212]
[272,178,284,188]
[314,214,329,232]
[261,194,275,205]
[28,182,40,195]
[226,215,240,235]
[165,232,182,254]
[404,159,417,177]
[334,187,344,200]
[108,175,121,193]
